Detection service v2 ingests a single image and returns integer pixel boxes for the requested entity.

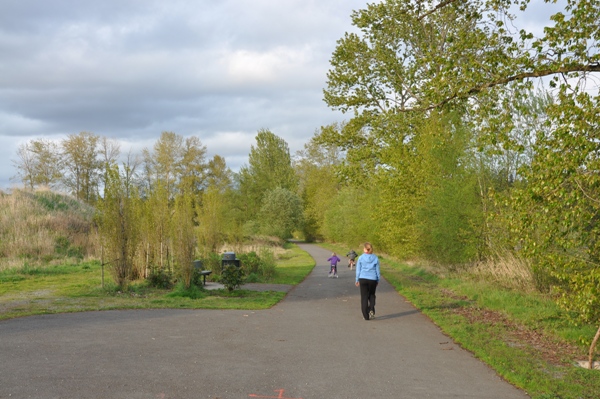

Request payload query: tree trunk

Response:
[589,323,600,370]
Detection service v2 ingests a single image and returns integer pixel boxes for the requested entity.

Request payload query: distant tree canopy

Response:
[238,129,299,236]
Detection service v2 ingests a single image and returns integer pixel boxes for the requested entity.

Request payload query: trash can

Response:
[221,252,240,269]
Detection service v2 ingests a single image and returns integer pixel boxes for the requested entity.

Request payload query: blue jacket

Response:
[355,253,380,283]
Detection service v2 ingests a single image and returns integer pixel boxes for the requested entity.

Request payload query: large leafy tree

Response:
[96,163,141,288]
[171,192,196,288]
[13,139,63,190]
[62,132,101,203]
[143,131,183,198]
[322,0,600,324]
[258,187,304,239]
[238,129,298,224]
[177,136,207,195]
[294,128,344,241]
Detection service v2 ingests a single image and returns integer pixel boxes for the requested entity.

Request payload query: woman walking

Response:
[355,242,380,320]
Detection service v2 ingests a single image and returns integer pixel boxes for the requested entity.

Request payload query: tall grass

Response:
[461,251,536,292]
[0,188,97,271]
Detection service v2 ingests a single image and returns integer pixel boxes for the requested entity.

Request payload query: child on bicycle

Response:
[327,252,341,278]
[346,249,358,270]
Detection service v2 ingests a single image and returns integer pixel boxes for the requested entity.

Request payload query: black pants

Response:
[358,278,377,319]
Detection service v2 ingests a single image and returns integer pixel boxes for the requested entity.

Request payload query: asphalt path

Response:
[0,243,530,399]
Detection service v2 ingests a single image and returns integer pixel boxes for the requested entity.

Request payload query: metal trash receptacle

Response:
[221,252,240,269]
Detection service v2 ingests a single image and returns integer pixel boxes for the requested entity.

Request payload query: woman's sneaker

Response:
[369,310,375,320]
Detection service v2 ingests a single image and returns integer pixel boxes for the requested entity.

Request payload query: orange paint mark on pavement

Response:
[249,388,302,399]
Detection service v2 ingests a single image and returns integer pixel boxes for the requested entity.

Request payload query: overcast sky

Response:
[0,0,563,190]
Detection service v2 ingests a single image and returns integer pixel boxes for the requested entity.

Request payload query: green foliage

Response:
[414,114,483,264]
[257,248,277,281]
[171,192,196,288]
[258,187,304,239]
[318,0,600,324]
[196,187,229,253]
[147,267,174,289]
[37,193,69,211]
[379,257,600,398]
[166,282,206,299]
[321,185,375,248]
[13,139,63,190]
[96,163,142,288]
[513,89,600,324]
[294,130,344,241]
[202,252,223,276]
[238,129,298,221]
[61,131,101,204]
[238,251,261,274]
[221,264,244,291]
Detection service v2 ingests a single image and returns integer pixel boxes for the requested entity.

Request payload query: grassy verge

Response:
[0,243,315,321]
[323,243,600,399]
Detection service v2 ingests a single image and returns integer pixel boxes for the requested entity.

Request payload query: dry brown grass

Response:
[218,235,288,258]
[0,188,97,271]
[466,251,535,291]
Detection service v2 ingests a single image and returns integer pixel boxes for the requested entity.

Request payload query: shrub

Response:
[147,267,173,289]
[221,264,244,291]
[238,251,261,274]
[259,248,277,281]
[203,252,223,276]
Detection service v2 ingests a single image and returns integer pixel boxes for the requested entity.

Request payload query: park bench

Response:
[193,260,212,286]
[198,270,212,286]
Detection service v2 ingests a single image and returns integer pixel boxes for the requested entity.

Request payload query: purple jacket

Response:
[327,255,341,266]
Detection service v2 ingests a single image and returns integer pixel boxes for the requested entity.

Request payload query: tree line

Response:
[12,129,304,288]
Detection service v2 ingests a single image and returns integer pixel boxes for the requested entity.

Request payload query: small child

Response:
[327,252,341,278]
[346,249,358,270]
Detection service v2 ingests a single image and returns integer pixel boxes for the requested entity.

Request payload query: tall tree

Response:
[322,0,600,332]
[12,139,63,189]
[294,127,343,241]
[171,192,196,288]
[206,155,232,193]
[98,136,121,195]
[96,163,141,288]
[258,187,304,239]
[238,129,298,222]
[62,132,100,203]
[143,131,183,198]
[177,136,207,195]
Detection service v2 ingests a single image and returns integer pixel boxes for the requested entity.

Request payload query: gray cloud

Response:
[0,0,561,188]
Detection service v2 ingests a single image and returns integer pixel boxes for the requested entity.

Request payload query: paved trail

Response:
[0,243,530,399]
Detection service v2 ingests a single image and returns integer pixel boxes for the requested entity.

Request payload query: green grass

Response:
[324,243,600,399]
[268,242,315,285]
[384,263,600,399]
[0,243,314,321]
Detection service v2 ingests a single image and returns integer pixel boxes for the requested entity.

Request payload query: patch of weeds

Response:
[0,275,26,283]
[245,273,260,283]
[166,283,206,299]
